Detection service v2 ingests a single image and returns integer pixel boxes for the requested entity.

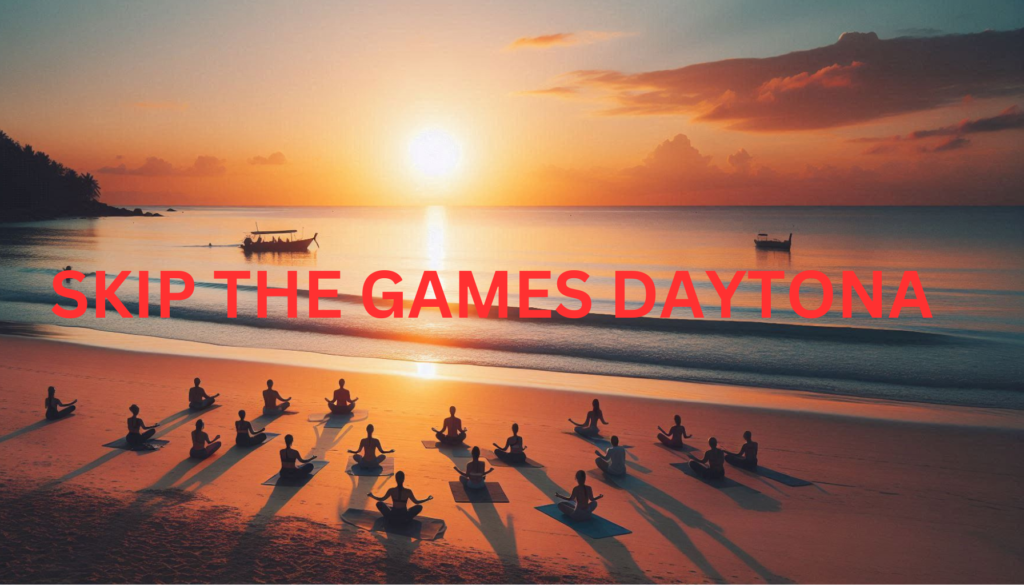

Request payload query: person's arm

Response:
[683,426,692,439]
[367,488,390,502]
[350,396,359,403]
[658,426,668,435]
[298,453,317,463]
[141,418,159,430]
[595,449,609,460]
[598,412,609,424]
[453,466,467,476]
[493,439,509,451]
[568,417,583,426]
[554,490,571,500]
[325,396,335,405]
[483,466,494,476]
[348,439,365,454]
[253,425,265,434]
[593,493,604,501]
[379,441,394,454]
[410,492,433,505]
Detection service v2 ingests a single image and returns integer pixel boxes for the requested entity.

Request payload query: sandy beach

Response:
[0,333,1021,583]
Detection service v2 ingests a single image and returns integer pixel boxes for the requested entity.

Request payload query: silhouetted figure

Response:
[125,404,159,448]
[45,386,76,420]
[262,379,291,414]
[595,435,627,476]
[433,406,467,445]
[555,470,603,521]
[189,419,221,460]
[188,377,218,410]
[279,434,316,480]
[570,398,608,437]
[325,378,358,415]
[724,430,759,470]
[234,409,268,447]
[63,266,72,284]
[348,424,393,469]
[689,437,726,480]
[493,422,526,464]
[657,414,692,448]
[454,446,493,489]
[369,470,432,525]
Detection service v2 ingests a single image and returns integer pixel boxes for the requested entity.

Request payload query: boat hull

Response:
[754,240,792,251]
[241,237,315,253]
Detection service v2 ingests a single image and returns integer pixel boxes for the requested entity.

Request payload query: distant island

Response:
[0,130,161,222]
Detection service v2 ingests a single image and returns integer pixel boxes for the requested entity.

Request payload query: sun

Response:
[407,128,462,179]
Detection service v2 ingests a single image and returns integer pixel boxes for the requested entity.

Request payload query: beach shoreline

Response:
[1,334,1022,583]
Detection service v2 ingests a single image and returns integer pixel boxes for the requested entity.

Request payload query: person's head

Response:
[47,386,55,397]
[366,424,374,436]
[674,414,681,425]
[238,409,247,420]
[395,470,405,487]
[592,398,600,410]
[338,378,345,388]
[611,435,619,446]
[708,437,718,448]
[267,379,274,388]
[449,405,456,415]
[743,430,752,441]
[129,404,140,415]
[195,419,204,431]
[472,445,480,460]
[511,423,519,435]
[284,434,294,447]
[575,470,587,485]
[194,377,200,386]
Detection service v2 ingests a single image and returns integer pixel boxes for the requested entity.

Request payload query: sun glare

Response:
[408,128,462,179]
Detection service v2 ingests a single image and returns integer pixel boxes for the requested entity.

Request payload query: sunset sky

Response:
[1,1,1022,206]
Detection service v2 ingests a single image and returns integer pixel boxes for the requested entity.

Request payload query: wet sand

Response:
[0,335,1022,583]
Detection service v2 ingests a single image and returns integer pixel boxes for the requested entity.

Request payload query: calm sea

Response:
[1,206,1022,408]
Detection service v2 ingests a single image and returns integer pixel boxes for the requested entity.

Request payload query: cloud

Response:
[97,155,226,177]
[728,148,753,171]
[248,151,288,165]
[526,28,1024,131]
[853,105,1023,153]
[130,101,188,111]
[517,86,580,98]
[507,31,627,51]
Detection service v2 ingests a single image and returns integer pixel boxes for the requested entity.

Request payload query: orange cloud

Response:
[97,155,226,177]
[249,151,287,165]
[854,105,1023,153]
[517,86,579,98]
[507,31,626,51]
[529,29,1024,131]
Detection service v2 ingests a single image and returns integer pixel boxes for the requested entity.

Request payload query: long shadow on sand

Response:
[458,501,520,580]
[669,463,782,513]
[508,465,651,582]
[624,473,792,583]
[0,416,74,445]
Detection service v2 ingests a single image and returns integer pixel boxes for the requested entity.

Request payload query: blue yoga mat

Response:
[535,504,631,539]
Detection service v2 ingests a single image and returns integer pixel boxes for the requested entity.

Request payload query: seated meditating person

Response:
[44,386,77,420]
[188,377,218,411]
[189,419,221,460]
[432,406,467,445]
[657,414,692,448]
[279,434,316,481]
[125,404,159,448]
[234,410,268,447]
[555,470,603,521]
[369,470,432,525]
[595,435,627,477]
[262,380,291,414]
[348,424,393,469]
[325,378,358,415]
[689,437,726,480]
[454,446,493,489]
[724,430,759,470]
[569,398,608,437]
[493,423,527,464]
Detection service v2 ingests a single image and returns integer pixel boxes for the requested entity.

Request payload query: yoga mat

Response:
[261,460,329,486]
[747,465,813,487]
[340,508,447,540]
[449,481,510,503]
[421,440,471,455]
[102,438,170,451]
[345,457,395,476]
[654,441,697,454]
[535,504,631,539]
[485,454,544,468]
[670,462,748,489]
[563,431,634,449]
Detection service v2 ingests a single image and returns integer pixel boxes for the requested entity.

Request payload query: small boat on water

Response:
[241,229,318,253]
[754,233,792,251]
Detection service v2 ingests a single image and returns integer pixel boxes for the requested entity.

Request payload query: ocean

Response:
[1,206,1022,408]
